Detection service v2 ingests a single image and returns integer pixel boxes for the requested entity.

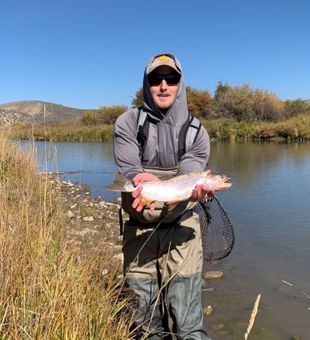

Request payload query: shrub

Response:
[283,99,309,118]
[213,83,284,121]
[98,105,128,124]
[186,86,212,118]
[131,88,144,108]
[81,110,100,125]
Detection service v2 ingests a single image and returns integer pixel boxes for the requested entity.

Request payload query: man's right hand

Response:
[131,173,160,212]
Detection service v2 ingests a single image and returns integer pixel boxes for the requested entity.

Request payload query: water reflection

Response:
[18,141,119,200]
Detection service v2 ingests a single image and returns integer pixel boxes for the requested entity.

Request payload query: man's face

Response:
[148,66,180,110]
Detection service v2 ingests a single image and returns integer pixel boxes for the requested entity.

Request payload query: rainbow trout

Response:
[106,170,232,203]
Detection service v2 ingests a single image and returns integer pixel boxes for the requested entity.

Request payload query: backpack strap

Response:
[177,115,201,161]
[136,109,149,162]
[137,109,202,163]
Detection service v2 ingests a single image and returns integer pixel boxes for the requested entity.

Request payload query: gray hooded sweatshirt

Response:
[113,54,210,223]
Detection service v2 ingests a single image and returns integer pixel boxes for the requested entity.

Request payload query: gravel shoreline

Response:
[42,172,125,271]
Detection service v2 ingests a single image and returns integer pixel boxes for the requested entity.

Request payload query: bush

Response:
[131,88,144,108]
[213,83,284,121]
[81,110,100,125]
[186,87,212,118]
[283,99,309,118]
[98,105,128,124]
[252,89,284,121]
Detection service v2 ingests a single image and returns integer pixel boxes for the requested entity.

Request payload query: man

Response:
[113,53,211,339]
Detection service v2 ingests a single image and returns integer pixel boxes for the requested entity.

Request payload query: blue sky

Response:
[1,0,309,109]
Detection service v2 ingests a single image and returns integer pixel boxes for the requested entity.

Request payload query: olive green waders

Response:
[123,212,210,340]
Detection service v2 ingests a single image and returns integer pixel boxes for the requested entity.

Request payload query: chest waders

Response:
[120,111,211,339]
[119,109,234,262]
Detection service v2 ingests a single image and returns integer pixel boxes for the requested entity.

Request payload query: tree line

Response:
[81,82,309,125]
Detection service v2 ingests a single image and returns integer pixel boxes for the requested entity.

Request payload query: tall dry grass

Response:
[0,131,133,339]
[10,110,310,143]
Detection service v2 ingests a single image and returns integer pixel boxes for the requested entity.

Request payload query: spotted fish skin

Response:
[107,170,232,203]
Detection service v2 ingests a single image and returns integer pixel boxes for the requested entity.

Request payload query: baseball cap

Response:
[146,53,182,75]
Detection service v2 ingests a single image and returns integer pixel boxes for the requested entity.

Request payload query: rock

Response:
[99,201,106,207]
[70,203,77,209]
[0,109,33,125]
[213,323,225,331]
[72,228,98,237]
[102,269,109,276]
[203,305,213,316]
[112,253,124,263]
[202,287,215,293]
[113,245,123,252]
[66,210,74,219]
[203,271,224,280]
[83,216,94,222]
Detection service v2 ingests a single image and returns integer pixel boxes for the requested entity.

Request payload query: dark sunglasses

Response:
[148,72,181,86]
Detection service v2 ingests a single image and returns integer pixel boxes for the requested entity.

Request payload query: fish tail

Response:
[105,173,134,192]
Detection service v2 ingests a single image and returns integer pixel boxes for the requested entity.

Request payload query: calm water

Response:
[19,141,310,339]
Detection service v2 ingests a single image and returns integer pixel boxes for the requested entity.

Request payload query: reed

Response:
[204,111,310,142]
[7,110,310,143]
[0,131,133,339]
[9,124,114,143]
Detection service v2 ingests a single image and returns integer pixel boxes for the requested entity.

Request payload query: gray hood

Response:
[114,53,210,181]
[142,53,189,127]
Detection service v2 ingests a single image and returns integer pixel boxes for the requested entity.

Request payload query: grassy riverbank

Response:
[6,110,310,143]
[204,111,310,142]
[0,131,132,338]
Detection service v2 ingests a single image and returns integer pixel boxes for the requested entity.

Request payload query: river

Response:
[19,140,310,339]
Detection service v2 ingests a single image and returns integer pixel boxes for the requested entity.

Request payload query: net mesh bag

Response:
[193,197,235,263]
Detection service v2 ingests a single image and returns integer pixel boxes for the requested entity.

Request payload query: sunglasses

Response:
[148,72,181,87]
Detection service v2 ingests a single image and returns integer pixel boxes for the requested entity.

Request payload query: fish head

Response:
[204,174,232,191]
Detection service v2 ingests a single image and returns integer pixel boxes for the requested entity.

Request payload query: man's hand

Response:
[131,173,160,212]
[190,184,214,202]
[132,173,159,186]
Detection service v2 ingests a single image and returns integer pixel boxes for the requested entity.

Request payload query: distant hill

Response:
[0,100,91,125]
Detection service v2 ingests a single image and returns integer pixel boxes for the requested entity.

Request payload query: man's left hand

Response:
[190,184,214,202]
[131,173,160,212]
